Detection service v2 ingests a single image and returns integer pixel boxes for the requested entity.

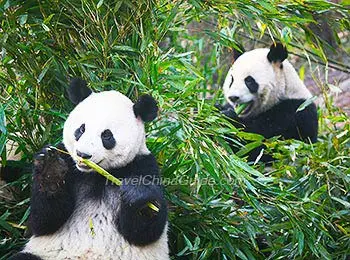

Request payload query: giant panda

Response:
[217,43,318,162]
[10,78,169,260]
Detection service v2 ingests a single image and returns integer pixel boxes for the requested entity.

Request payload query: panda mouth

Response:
[238,101,254,117]
[77,163,90,170]
[76,159,103,172]
[76,162,92,172]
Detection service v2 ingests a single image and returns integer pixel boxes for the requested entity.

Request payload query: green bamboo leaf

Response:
[42,23,50,32]
[37,58,53,83]
[331,197,350,209]
[299,64,306,81]
[19,14,28,25]
[296,96,317,112]
[235,248,249,260]
[183,234,193,250]
[112,45,139,53]
[0,104,6,155]
[297,230,305,255]
[97,0,104,9]
[310,184,327,200]
[0,104,6,134]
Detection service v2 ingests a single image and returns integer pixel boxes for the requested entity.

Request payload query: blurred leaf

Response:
[0,104,7,155]
[97,0,104,9]
[42,23,50,32]
[331,197,350,209]
[296,96,317,112]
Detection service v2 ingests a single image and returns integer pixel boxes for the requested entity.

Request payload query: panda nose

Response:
[229,96,239,103]
[76,150,92,159]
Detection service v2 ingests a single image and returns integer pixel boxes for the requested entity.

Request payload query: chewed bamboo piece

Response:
[50,146,159,212]
[235,103,248,115]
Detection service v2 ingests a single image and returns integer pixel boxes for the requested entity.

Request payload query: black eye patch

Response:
[74,123,85,141]
[101,129,116,150]
[244,76,259,93]
[229,75,234,88]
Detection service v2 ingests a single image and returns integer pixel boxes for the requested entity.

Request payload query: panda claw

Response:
[33,146,69,194]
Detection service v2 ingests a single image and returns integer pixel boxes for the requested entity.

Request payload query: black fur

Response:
[101,129,116,150]
[116,154,167,246]
[133,94,158,122]
[267,42,288,63]
[29,144,76,236]
[74,123,85,141]
[219,99,318,162]
[0,161,31,182]
[9,252,43,260]
[229,75,234,88]
[244,76,259,93]
[215,103,236,119]
[26,143,167,247]
[68,78,92,105]
[233,45,245,61]
[76,150,91,159]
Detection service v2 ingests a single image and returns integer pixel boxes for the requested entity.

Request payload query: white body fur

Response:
[23,185,169,260]
[223,48,312,117]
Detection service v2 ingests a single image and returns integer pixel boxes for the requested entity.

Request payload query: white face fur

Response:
[223,48,311,118]
[63,91,149,172]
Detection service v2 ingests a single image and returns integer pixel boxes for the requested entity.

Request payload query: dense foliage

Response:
[0,0,349,259]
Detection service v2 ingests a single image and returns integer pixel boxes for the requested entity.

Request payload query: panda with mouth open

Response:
[218,43,318,162]
[10,78,169,260]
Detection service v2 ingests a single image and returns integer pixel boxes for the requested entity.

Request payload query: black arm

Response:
[295,103,318,143]
[216,103,240,122]
[116,154,167,246]
[241,99,317,141]
[29,144,75,236]
[217,100,318,162]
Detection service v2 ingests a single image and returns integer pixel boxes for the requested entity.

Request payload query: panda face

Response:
[63,91,148,172]
[223,43,313,118]
[223,48,279,118]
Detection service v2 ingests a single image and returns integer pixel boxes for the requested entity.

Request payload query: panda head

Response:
[63,78,158,172]
[223,43,311,118]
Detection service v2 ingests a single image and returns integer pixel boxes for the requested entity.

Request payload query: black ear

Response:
[68,78,92,105]
[133,95,158,122]
[233,45,245,61]
[267,42,288,63]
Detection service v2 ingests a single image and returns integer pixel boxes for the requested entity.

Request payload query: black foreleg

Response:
[117,175,167,246]
[30,146,75,236]
[9,252,43,260]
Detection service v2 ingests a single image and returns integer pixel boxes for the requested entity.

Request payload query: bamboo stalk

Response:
[50,146,159,212]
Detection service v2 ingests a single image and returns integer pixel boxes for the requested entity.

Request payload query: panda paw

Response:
[118,180,167,246]
[222,107,238,119]
[120,182,162,219]
[216,103,238,119]
[214,103,224,111]
[34,146,68,195]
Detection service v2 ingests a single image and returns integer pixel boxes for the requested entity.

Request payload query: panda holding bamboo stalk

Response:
[10,79,169,260]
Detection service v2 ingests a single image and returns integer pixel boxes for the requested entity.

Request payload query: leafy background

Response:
[0,0,349,259]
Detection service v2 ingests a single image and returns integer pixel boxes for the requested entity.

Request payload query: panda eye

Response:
[74,123,85,141]
[79,124,85,133]
[101,129,116,150]
[244,76,259,93]
[229,75,234,88]
[101,129,113,140]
